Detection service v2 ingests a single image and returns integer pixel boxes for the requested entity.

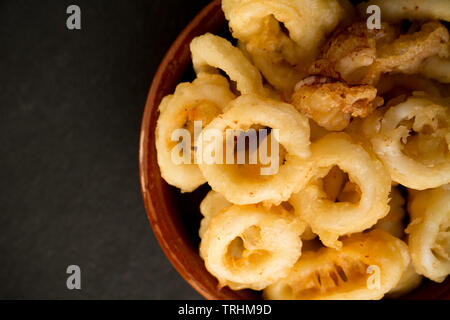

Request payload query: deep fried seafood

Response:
[200,204,304,290]
[264,229,410,300]
[190,33,268,96]
[199,191,232,239]
[290,133,391,249]
[310,21,450,85]
[222,0,348,94]
[291,76,383,130]
[196,94,311,205]
[406,186,450,282]
[155,73,235,192]
[371,94,450,190]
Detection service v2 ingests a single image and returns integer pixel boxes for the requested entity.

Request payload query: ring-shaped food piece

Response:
[371,95,450,190]
[155,73,235,192]
[190,33,267,96]
[196,94,311,205]
[290,133,391,248]
[406,186,450,283]
[263,229,410,300]
[200,204,304,290]
[222,0,347,94]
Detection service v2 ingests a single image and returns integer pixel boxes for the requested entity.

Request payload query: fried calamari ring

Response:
[371,94,450,190]
[373,187,406,239]
[358,0,450,22]
[264,229,410,300]
[291,76,383,131]
[199,191,232,239]
[190,33,267,96]
[155,73,235,192]
[196,94,311,205]
[290,133,391,248]
[406,186,450,282]
[200,204,304,290]
[222,0,347,94]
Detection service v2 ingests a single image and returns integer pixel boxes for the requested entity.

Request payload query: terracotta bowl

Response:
[139,0,449,300]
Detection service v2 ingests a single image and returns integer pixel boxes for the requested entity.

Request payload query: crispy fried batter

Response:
[290,76,383,131]
[309,21,450,85]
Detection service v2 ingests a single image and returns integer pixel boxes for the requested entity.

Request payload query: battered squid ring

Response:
[155,73,235,192]
[190,33,268,97]
[290,133,391,249]
[199,204,304,290]
[371,94,450,190]
[406,186,450,283]
[196,94,311,205]
[263,229,410,300]
[358,0,450,23]
[222,0,347,94]
[199,191,231,239]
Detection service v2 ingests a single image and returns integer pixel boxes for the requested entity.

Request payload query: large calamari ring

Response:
[263,229,410,300]
[196,94,311,205]
[406,186,450,283]
[190,33,267,96]
[200,204,304,290]
[155,73,235,192]
[290,133,391,248]
[222,0,347,94]
[371,94,450,190]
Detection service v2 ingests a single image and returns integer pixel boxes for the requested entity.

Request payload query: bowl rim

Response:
[139,0,229,300]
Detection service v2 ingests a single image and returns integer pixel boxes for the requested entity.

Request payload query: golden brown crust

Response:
[290,76,383,130]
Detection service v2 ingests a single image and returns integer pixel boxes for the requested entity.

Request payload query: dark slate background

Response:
[0,0,211,299]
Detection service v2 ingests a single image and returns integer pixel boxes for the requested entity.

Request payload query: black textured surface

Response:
[0,0,209,299]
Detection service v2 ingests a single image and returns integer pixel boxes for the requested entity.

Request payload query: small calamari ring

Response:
[290,133,391,249]
[196,94,311,205]
[200,204,304,290]
[406,186,450,283]
[199,191,232,239]
[371,94,450,190]
[190,33,267,96]
[264,229,410,300]
[155,73,235,192]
